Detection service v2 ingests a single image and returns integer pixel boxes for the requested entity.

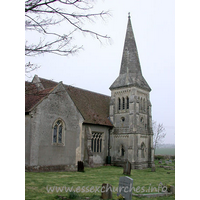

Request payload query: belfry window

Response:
[122,97,125,110]
[126,97,129,109]
[53,119,64,145]
[118,98,121,110]
[91,132,103,153]
[140,97,143,110]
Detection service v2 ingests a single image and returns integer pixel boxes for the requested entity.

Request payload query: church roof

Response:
[110,15,151,91]
[25,81,55,113]
[25,77,113,127]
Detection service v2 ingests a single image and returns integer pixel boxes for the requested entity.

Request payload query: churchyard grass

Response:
[25,160,175,200]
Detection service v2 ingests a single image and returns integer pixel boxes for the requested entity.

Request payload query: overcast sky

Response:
[26,0,175,144]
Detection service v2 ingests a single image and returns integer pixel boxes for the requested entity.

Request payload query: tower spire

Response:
[110,14,151,91]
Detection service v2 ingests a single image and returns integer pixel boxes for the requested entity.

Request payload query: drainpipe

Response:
[108,128,111,157]
[106,128,112,164]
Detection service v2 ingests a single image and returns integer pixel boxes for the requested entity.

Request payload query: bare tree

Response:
[153,121,166,153]
[25,0,110,74]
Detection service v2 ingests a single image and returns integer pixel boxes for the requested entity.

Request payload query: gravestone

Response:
[165,160,169,165]
[123,161,131,175]
[77,161,84,172]
[151,166,156,172]
[101,183,112,200]
[158,161,162,164]
[169,160,172,163]
[118,176,133,200]
[170,186,175,194]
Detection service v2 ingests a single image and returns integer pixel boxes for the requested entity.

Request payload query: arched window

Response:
[53,119,64,145]
[122,97,125,110]
[100,138,102,153]
[120,145,125,156]
[94,137,96,152]
[91,138,93,151]
[140,97,143,110]
[118,98,121,110]
[126,97,129,109]
[91,133,103,153]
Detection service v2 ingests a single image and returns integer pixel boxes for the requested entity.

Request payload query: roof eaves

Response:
[26,87,56,113]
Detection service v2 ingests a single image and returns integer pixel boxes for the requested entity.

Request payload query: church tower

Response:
[109,14,155,169]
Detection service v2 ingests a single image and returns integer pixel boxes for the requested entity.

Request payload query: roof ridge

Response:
[66,85,111,98]
[38,76,111,98]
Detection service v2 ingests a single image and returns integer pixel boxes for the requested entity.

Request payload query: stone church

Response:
[25,15,155,172]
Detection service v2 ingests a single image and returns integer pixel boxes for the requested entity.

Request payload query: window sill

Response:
[52,143,65,146]
[116,109,129,114]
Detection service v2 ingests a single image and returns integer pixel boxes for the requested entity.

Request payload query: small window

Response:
[120,145,125,156]
[52,119,64,145]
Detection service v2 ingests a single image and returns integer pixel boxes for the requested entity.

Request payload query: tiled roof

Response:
[25,81,54,112]
[65,85,112,126]
[26,78,113,127]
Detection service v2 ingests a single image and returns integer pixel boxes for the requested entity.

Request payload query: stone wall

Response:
[82,124,110,166]
[109,85,154,169]
[25,164,76,172]
[25,83,84,168]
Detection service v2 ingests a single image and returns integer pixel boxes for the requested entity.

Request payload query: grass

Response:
[25,160,175,200]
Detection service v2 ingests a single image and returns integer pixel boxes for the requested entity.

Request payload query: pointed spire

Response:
[120,13,142,75]
[110,14,151,91]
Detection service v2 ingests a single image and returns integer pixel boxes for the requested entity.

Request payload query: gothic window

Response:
[53,119,64,145]
[91,137,93,151]
[118,98,121,110]
[126,97,129,109]
[122,97,125,110]
[91,132,103,153]
[140,97,143,111]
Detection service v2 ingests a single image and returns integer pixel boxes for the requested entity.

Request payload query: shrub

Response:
[68,191,79,199]
[117,194,125,200]
[171,155,175,159]
[154,155,164,160]
[166,184,171,193]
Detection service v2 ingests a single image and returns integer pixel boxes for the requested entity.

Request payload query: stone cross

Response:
[118,176,133,200]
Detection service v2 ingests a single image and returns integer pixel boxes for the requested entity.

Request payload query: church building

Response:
[25,15,155,172]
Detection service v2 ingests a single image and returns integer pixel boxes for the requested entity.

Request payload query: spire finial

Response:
[128,12,130,18]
